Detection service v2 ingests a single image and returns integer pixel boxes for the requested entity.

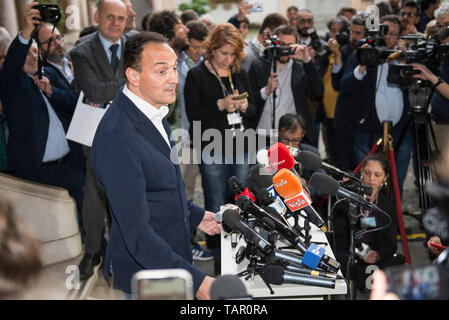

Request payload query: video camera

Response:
[356,24,394,67]
[32,3,62,25]
[263,34,295,61]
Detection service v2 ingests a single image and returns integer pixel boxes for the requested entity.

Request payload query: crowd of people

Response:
[0,0,449,300]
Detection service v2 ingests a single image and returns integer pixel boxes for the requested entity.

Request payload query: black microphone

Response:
[295,150,360,181]
[259,264,336,288]
[222,209,274,256]
[309,172,374,208]
[210,275,252,300]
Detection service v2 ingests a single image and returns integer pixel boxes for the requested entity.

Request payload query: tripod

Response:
[353,121,412,265]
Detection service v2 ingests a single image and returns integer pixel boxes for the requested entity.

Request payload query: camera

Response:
[341,179,373,196]
[263,34,295,61]
[33,3,62,25]
[356,24,393,67]
[307,27,328,56]
[335,28,349,47]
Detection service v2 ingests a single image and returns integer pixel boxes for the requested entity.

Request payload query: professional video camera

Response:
[383,183,449,300]
[263,34,295,61]
[32,3,62,25]
[356,23,394,67]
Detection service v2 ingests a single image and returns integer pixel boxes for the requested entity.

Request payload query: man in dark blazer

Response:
[0,2,85,221]
[69,0,128,281]
[92,32,221,299]
[248,25,324,147]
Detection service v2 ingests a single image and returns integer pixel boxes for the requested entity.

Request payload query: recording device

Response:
[210,275,252,300]
[32,3,62,25]
[341,179,373,197]
[267,142,297,172]
[235,92,248,100]
[356,23,393,67]
[384,263,449,300]
[263,34,295,61]
[259,264,336,289]
[247,1,263,12]
[336,27,350,47]
[307,27,328,56]
[131,269,194,300]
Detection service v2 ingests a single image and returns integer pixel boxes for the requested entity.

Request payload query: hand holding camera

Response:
[290,44,311,63]
[22,2,42,40]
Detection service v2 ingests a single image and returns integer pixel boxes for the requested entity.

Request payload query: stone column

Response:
[15,0,33,31]
[0,0,20,36]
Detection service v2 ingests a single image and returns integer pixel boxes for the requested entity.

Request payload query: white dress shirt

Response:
[122,85,171,147]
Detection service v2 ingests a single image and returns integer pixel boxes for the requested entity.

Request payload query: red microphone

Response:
[235,187,256,203]
[267,142,295,171]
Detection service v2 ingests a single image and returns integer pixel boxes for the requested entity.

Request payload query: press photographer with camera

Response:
[339,15,412,193]
[247,25,324,147]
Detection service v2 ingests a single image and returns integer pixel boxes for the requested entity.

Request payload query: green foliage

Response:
[179,0,211,16]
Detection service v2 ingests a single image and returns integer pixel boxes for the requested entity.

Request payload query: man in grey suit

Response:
[69,0,128,281]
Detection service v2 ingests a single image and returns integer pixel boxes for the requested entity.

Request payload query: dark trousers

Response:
[335,122,357,170]
[322,117,338,163]
[82,145,109,255]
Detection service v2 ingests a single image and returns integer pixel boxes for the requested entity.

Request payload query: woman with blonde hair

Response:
[184,23,255,274]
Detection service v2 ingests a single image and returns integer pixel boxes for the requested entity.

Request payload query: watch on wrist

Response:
[433,76,444,89]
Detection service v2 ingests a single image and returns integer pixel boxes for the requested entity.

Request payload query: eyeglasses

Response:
[400,12,417,17]
[279,136,302,145]
[39,34,64,46]
[297,18,313,25]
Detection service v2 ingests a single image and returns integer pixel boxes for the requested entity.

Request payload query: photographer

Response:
[247,25,324,147]
[339,15,412,193]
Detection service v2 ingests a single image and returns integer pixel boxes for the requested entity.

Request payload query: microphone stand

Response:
[346,202,359,300]
[271,56,277,135]
[236,242,275,295]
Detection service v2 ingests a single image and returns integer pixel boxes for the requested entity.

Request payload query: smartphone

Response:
[385,263,449,300]
[131,269,194,300]
[235,92,248,100]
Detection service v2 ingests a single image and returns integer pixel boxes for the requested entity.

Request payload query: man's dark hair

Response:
[186,20,209,41]
[352,12,369,28]
[147,10,179,41]
[279,113,307,133]
[403,0,421,15]
[181,9,199,25]
[420,0,439,12]
[381,14,403,34]
[78,25,98,39]
[141,12,152,31]
[287,5,299,13]
[376,2,393,18]
[273,25,299,42]
[259,13,288,35]
[124,31,167,72]
[337,6,357,17]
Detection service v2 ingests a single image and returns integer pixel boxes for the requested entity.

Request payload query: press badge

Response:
[227,112,242,126]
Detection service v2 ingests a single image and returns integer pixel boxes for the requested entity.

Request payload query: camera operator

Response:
[247,25,324,147]
[339,15,411,193]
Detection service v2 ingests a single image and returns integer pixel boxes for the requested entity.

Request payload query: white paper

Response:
[66,91,109,147]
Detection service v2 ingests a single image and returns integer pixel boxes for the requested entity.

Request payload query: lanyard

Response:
[209,61,235,97]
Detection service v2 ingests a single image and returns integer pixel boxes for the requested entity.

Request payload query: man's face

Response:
[239,22,249,39]
[277,33,297,64]
[436,14,449,32]
[384,21,400,49]
[95,0,127,43]
[278,127,304,149]
[350,24,366,48]
[329,22,344,39]
[185,38,205,63]
[296,12,314,37]
[23,42,39,76]
[133,43,179,108]
[121,0,136,31]
[287,9,298,26]
[171,21,189,52]
[38,26,65,63]
[399,6,420,31]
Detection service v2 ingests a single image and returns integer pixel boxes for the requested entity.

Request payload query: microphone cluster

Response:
[222,141,383,292]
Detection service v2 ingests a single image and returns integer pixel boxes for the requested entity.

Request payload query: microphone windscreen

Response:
[273,168,303,199]
[309,172,339,195]
[268,142,295,171]
[256,149,269,166]
[210,275,249,300]
[259,265,284,285]
[296,150,322,170]
[247,164,274,190]
[222,209,242,231]
[228,176,244,194]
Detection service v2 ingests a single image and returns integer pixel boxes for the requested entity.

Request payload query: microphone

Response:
[309,172,374,208]
[296,150,360,181]
[273,168,327,232]
[259,264,335,289]
[227,176,256,203]
[222,209,274,256]
[267,142,296,171]
[256,148,270,167]
[210,275,252,300]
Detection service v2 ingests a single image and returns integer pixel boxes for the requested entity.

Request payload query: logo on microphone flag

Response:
[284,191,312,212]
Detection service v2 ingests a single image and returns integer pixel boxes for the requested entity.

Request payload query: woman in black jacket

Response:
[332,153,405,290]
[184,23,256,273]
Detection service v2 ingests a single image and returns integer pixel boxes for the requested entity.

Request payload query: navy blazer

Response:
[335,51,410,134]
[247,57,324,146]
[92,91,206,294]
[0,36,83,178]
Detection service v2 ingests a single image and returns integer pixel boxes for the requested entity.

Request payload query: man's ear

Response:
[125,67,140,87]
[94,10,99,24]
